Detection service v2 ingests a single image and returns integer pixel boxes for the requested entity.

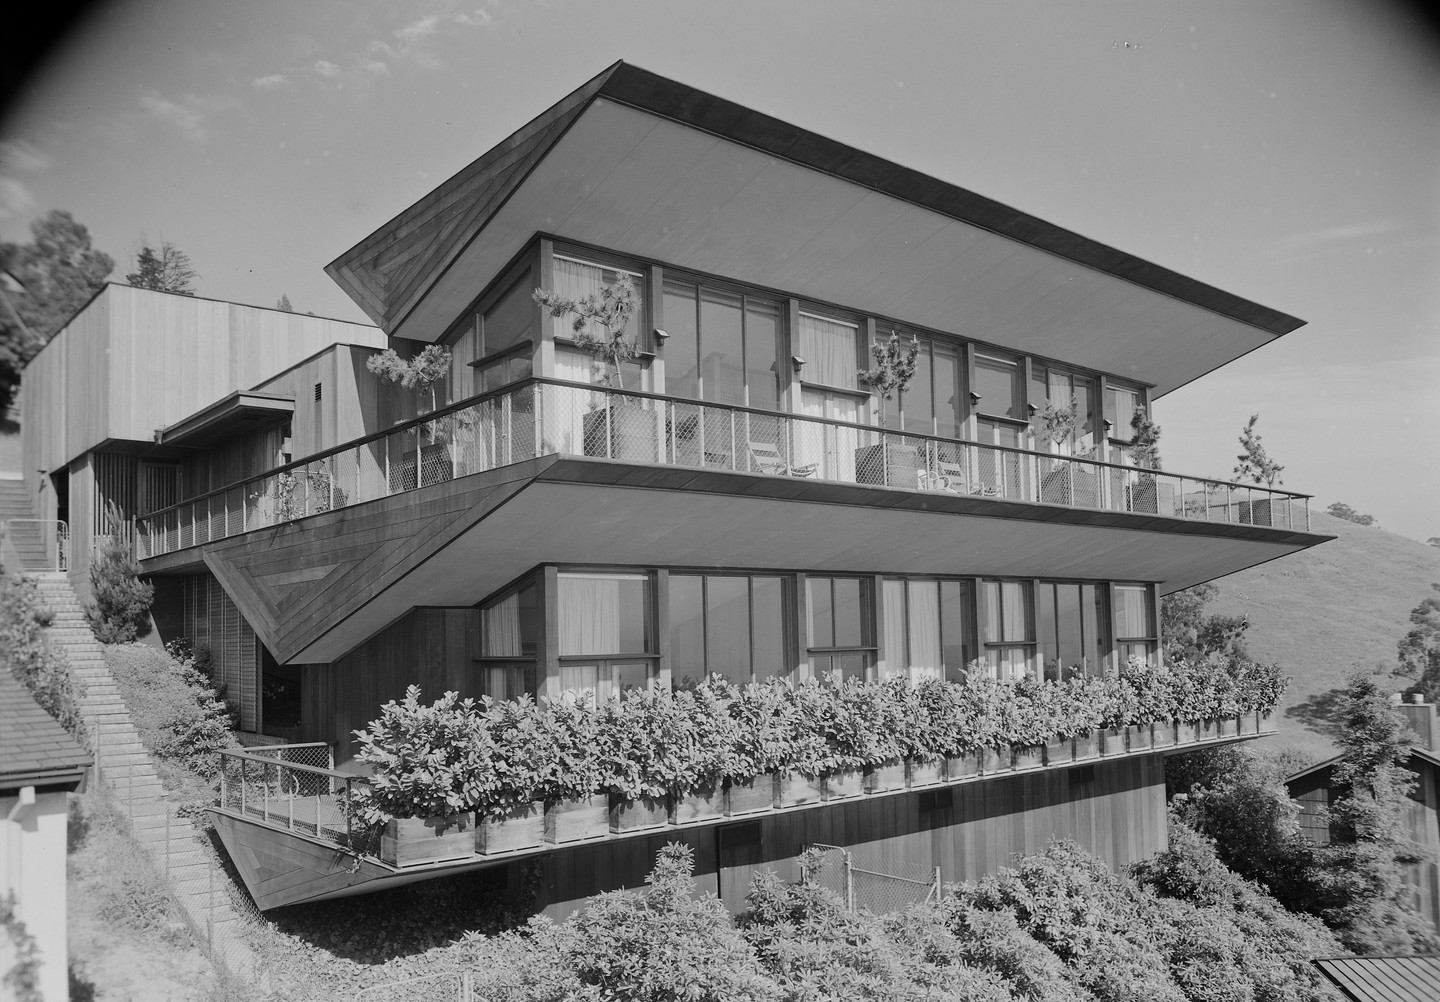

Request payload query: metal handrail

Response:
[217,747,370,853]
[4,518,70,572]
[136,377,1312,558]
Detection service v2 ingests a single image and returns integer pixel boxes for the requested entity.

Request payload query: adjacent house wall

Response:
[1,790,73,1002]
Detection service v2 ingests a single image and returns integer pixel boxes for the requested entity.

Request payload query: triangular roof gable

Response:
[327,62,1303,392]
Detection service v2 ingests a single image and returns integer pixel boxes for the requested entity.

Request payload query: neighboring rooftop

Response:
[1313,956,1440,1002]
[0,669,90,791]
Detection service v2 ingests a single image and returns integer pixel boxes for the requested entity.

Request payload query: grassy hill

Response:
[1200,510,1440,765]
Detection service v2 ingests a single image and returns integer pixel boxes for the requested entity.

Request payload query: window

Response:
[556,571,656,702]
[979,579,1034,679]
[663,279,781,410]
[1104,382,1144,443]
[1035,581,1109,681]
[973,354,1024,423]
[797,312,860,390]
[451,269,536,399]
[1033,365,1096,457]
[668,574,789,686]
[875,333,963,438]
[551,254,645,388]
[480,578,540,699]
[806,575,873,683]
[881,578,974,683]
[1113,584,1157,666]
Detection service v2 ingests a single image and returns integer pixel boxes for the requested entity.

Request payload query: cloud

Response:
[365,4,501,72]
[0,139,52,173]
[138,90,241,142]
[313,60,341,79]
[1256,220,1406,263]
[252,73,289,90]
[0,176,37,223]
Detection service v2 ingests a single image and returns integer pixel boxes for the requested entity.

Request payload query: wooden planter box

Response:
[981,746,1012,774]
[1100,726,1125,756]
[1074,733,1100,761]
[908,758,947,788]
[1175,721,1200,745]
[1197,719,1218,742]
[1126,723,1152,751]
[824,768,865,801]
[778,771,824,808]
[544,795,608,844]
[1044,736,1073,766]
[609,794,669,834]
[380,812,475,867]
[672,783,725,825]
[726,774,777,816]
[1217,716,1239,738]
[1237,712,1259,737]
[947,753,982,782]
[476,802,544,855]
[865,759,907,794]
[1151,721,1176,748]
[1014,745,1045,771]
[1259,710,1276,733]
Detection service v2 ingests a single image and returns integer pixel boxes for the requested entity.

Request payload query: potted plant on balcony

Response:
[1232,413,1284,526]
[1098,671,1138,756]
[351,686,488,867]
[725,679,793,815]
[1125,407,1165,515]
[1007,677,1051,770]
[601,688,678,834]
[476,695,548,854]
[533,277,658,463]
[540,696,608,844]
[855,331,920,487]
[816,680,876,800]
[367,344,456,486]
[908,678,953,786]
[778,681,830,807]
[671,679,736,824]
[864,677,910,794]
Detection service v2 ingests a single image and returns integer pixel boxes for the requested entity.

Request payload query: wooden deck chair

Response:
[748,440,816,478]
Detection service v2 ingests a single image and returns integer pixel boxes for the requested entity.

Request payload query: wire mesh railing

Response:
[804,843,941,914]
[217,747,379,857]
[136,378,1312,558]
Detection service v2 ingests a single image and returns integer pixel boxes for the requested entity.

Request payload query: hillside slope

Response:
[1201,511,1440,764]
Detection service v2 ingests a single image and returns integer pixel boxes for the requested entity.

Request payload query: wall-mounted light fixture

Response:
[791,356,806,376]
[652,328,669,350]
[1102,418,1114,434]
[968,391,982,406]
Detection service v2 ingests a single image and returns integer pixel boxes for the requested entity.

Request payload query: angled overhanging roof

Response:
[194,457,1330,665]
[156,390,295,449]
[327,61,1303,397]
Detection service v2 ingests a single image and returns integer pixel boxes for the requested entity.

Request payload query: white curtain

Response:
[1114,585,1150,640]
[483,593,521,657]
[798,313,858,389]
[881,579,907,679]
[907,581,941,682]
[1001,581,1028,642]
[557,573,625,656]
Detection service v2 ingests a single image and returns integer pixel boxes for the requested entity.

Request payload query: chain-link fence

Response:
[217,746,380,857]
[804,843,941,914]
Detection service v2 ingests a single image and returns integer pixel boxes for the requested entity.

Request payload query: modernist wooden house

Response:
[1287,698,1440,930]
[19,63,1330,914]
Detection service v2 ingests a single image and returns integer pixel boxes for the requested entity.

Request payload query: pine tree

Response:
[1233,414,1283,487]
[126,241,199,295]
[85,501,155,644]
[276,294,293,312]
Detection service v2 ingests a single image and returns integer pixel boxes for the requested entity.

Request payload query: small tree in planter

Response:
[726,679,800,814]
[86,500,155,644]
[477,695,551,853]
[1126,406,1166,514]
[1003,677,1055,769]
[350,686,492,865]
[1233,413,1284,524]
[599,688,691,833]
[777,681,832,806]
[857,331,921,485]
[672,679,739,824]
[539,696,607,843]
[366,344,452,416]
[533,278,641,390]
[867,676,913,792]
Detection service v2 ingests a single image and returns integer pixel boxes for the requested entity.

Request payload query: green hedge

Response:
[351,656,1285,824]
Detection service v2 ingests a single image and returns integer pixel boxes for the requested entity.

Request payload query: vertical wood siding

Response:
[181,572,259,732]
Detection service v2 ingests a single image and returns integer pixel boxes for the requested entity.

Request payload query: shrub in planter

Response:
[477,695,549,853]
[351,686,494,865]
[813,680,879,799]
[1000,677,1053,768]
[776,681,832,806]
[862,677,911,793]
[724,678,800,813]
[598,688,689,833]
[539,696,608,844]
[671,679,736,824]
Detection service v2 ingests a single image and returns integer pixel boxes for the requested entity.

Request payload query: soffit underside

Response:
[391,99,1291,396]
[269,461,1324,664]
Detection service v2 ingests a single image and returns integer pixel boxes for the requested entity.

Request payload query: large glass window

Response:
[973,353,1024,422]
[557,571,655,701]
[662,279,781,409]
[798,312,860,390]
[876,333,963,438]
[979,579,1034,680]
[1113,584,1156,666]
[480,578,540,699]
[1035,582,1109,681]
[550,254,645,387]
[667,573,788,686]
[882,578,974,683]
[806,575,873,683]
[1033,365,1097,457]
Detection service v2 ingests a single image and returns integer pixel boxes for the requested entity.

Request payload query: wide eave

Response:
[327,62,1303,396]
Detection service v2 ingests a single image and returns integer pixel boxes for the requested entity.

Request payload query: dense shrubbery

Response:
[85,506,154,643]
[352,657,1286,823]
[105,642,235,787]
[0,567,87,742]
[457,837,1344,1002]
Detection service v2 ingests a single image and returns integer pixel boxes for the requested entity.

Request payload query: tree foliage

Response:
[1233,414,1283,487]
[859,331,920,427]
[532,278,640,388]
[0,566,87,743]
[366,344,451,414]
[1161,583,1251,664]
[125,241,198,295]
[1324,502,1375,526]
[85,502,154,644]
[0,209,114,412]
[1128,407,1163,470]
[276,293,293,312]
[1397,583,1440,687]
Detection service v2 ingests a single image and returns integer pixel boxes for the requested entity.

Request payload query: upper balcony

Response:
[137,375,1312,567]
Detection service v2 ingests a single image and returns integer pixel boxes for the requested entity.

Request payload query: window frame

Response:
[804,574,876,684]
[666,571,791,687]
[1112,582,1158,667]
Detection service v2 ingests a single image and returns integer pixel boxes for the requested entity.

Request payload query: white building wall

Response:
[1,789,71,1002]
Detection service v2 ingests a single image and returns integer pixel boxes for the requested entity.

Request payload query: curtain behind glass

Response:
[882,579,907,678]
[1114,585,1150,639]
[798,313,858,389]
[483,593,521,657]
[559,573,649,656]
[906,581,941,681]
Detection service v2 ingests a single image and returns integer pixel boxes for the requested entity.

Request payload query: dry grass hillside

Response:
[1200,510,1440,766]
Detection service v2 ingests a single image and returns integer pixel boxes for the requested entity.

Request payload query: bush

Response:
[0,568,87,743]
[105,642,235,782]
[85,505,154,643]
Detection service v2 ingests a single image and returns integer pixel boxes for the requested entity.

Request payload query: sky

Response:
[2,0,1437,542]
